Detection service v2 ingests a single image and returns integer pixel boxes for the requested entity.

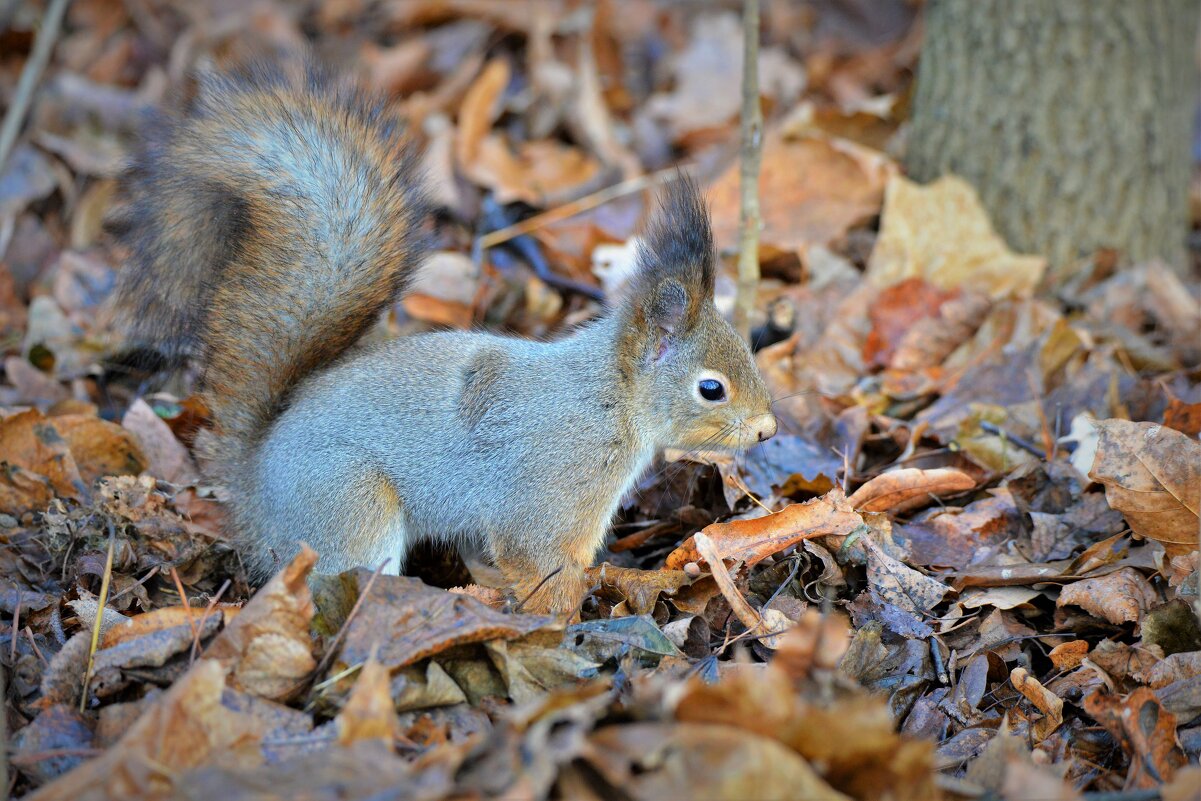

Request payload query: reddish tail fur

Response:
[113,63,428,472]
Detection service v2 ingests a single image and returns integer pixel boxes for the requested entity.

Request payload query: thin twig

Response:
[24,626,47,665]
[168,566,198,650]
[733,0,763,341]
[79,525,116,713]
[979,421,1044,458]
[107,565,159,605]
[189,578,231,664]
[0,0,71,173]
[9,593,19,663]
[476,168,679,252]
[0,662,7,799]
[513,566,564,614]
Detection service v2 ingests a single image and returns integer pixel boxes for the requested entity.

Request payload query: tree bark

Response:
[907,0,1197,283]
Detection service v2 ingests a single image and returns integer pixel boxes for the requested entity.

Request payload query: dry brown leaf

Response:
[455,57,507,170]
[1010,667,1064,742]
[848,467,976,514]
[772,609,851,679]
[1162,765,1201,801]
[863,534,950,616]
[471,135,603,206]
[41,417,143,485]
[336,658,401,746]
[455,57,601,205]
[708,132,888,257]
[584,722,850,801]
[334,573,556,674]
[100,605,237,649]
[0,409,88,513]
[694,533,772,644]
[29,660,266,801]
[121,399,198,485]
[1000,759,1083,801]
[665,489,863,570]
[1084,687,1186,790]
[588,563,692,616]
[202,546,317,701]
[862,278,959,368]
[1056,568,1158,625]
[867,174,1046,298]
[678,665,939,801]
[1088,419,1201,556]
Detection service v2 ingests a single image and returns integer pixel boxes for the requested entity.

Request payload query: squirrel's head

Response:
[617,177,777,453]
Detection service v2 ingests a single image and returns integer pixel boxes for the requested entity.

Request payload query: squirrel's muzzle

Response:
[753,414,778,443]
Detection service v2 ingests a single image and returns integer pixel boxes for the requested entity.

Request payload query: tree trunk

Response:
[907,0,1197,284]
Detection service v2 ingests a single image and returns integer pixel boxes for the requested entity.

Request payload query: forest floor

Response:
[1,1,1199,799]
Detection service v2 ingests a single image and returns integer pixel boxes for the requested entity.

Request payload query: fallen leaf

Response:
[863,535,950,616]
[202,547,317,701]
[1088,419,1201,556]
[848,467,976,513]
[11,705,94,786]
[566,615,683,666]
[1000,759,1082,801]
[121,399,198,485]
[1084,687,1186,790]
[772,609,851,679]
[867,174,1046,298]
[1048,640,1090,671]
[335,658,400,746]
[583,723,850,801]
[0,409,88,513]
[1010,667,1063,742]
[694,533,788,647]
[28,660,266,801]
[331,573,556,674]
[862,278,959,368]
[1162,765,1201,801]
[1056,568,1158,625]
[455,57,507,172]
[588,563,691,615]
[666,489,863,570]
[708,132,888,257]
[958,586,1042,611]
[646,13,804,145]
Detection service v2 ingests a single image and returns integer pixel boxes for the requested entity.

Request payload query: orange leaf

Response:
[848,467,976,513]
[1088,419,1201,556]
[665,489,862,571]
[1010,667,1063,742]
[1084,688,1186,790]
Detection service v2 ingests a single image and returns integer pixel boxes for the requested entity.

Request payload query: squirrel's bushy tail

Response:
[114,62,428,473]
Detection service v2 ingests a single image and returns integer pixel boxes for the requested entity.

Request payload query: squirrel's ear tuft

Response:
[629,175,716,332]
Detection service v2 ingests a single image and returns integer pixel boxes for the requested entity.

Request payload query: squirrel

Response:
[111,63,778,613]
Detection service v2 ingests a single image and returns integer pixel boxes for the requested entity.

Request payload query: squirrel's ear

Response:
[628,175,716,333]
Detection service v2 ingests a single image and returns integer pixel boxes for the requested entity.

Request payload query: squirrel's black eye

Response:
[698,379,726,402]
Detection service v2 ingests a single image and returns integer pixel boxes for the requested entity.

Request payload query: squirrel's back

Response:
[113,63,429,475]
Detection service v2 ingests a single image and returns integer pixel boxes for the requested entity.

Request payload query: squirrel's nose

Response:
[756,414,778,442]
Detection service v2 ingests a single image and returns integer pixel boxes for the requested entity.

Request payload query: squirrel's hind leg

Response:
[255,464,408,577]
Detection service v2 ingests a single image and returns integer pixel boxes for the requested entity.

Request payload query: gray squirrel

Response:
[112,63,777,613]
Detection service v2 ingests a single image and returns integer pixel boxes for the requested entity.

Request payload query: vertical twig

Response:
[1,661,7,801]
[79,528,116,713]
[733,0,763,342]
[0,0,71,174]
